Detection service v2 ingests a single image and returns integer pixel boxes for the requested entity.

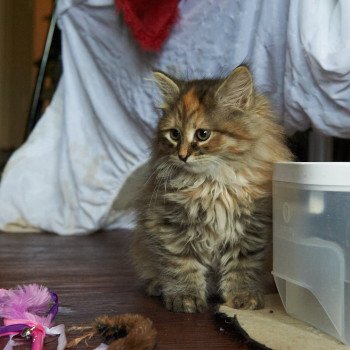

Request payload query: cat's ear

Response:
[153,71,180,108]
[215,66,253,109]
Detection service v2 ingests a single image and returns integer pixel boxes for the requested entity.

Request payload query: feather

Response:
[0,284,55,327]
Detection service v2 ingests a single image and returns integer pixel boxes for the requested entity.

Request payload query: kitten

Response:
[132,65,293,313]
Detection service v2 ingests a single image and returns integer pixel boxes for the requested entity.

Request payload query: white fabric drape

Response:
[284,0,350,137]
[0,0,349,234]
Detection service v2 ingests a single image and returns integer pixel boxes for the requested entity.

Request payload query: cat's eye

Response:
[196,129,211,141]
[169,128,181,141]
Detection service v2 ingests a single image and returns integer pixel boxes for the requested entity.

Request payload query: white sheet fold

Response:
[0,0,349,234]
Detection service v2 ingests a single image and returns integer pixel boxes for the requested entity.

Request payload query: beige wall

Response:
[0,0,52,150]
[0,1,34,149]
[33,0,52,64]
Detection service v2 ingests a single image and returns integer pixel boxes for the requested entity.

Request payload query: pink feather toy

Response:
[0,284,66,350]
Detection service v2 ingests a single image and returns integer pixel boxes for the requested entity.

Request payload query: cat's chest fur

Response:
[162,171,253,257]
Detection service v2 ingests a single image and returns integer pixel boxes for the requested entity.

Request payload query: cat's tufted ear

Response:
[153,71,180,108]
[215,66,253,109]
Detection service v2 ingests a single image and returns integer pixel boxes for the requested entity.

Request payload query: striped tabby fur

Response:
[132,66,293,313]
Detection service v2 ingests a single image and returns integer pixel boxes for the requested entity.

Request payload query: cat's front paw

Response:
[164,294,207,313]
[225,291,264,310]
[146,280,162,296]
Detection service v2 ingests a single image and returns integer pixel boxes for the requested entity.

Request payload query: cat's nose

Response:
[178,154,189,162]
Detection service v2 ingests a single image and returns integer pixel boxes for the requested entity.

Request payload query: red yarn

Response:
[115,0,179,51]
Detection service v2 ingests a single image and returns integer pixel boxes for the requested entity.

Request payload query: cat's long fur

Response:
[132,66,293,313]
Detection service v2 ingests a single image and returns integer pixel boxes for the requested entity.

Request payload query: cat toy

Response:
[68,314,157,350]
[0,284,66,350]
[215,311,271,350]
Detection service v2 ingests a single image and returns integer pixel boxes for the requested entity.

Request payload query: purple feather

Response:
[0,284,55,327]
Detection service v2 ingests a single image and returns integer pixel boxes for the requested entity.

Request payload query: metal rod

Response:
[24,6,57,140]
[308,129,333,162]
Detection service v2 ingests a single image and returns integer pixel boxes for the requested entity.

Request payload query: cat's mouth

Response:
[175,158,213,173]
[165,154,220,175]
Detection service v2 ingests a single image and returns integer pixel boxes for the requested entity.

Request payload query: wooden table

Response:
[0,230,247,349]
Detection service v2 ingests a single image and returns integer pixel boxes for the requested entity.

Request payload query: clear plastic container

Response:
[272,162,350,345]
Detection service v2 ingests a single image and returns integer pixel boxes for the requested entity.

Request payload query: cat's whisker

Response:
[164,163,177,196]
[142,156,170,188]
[148,175,164,207]
[149,162,174,207]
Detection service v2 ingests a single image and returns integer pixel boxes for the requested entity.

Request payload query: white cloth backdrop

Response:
[284,0,350,137]
[0,0,349,234]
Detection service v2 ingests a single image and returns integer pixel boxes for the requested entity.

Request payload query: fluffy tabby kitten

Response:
[132,65,293,313]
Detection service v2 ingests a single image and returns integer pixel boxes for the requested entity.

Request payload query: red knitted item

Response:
[115,0,179,51]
